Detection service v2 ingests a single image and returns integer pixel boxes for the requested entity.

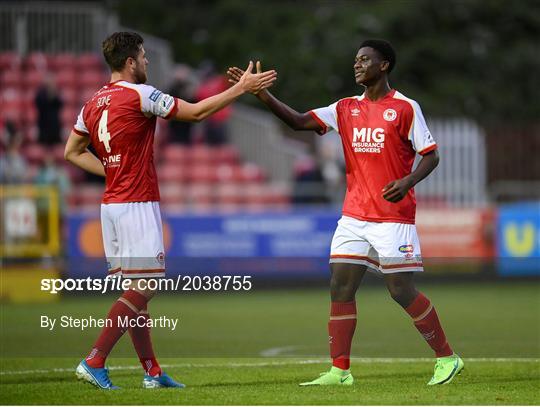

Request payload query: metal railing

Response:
[228,104,305,183]
[415,118,488,207]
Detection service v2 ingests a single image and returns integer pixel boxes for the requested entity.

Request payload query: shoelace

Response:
[97,368,114,388]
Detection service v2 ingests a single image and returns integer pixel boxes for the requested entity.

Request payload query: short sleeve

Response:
[309,101,339,135]
[138,85,178,119]
[408,101,437,155]
[73,106,89,136]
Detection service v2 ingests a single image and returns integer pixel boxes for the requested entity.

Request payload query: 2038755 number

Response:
[179,275,252,291]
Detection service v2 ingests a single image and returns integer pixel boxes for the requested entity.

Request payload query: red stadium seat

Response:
[214,145,240,164]
[190,145,213,164]
[186,184,214,208]
[24,70,45,89]
[265,183,291,205]
[1,70,22,88]
[80,71,106,89]
[215,163,264,184]
[60,88,79,106]
[157,163,189,183]
[160,183,187,204]
[215,163,236,182]
[1,87,21,103]
[243,183,291,210]
[244,184,268,205]
[24,52,48,71]
[240,162,266,183]
[55,69,76,89]
[61,107,79,128]
[0,104,23,125]
[161,202,187,213]
[23,143,46,165]
[162,144,189,164]
[1,98,25,112]
[21,106,38,127]
[20,124,37,143]
[186,164,218,183]
[215,183,245,205]
[0,52,22,71]
[52,144,66,164]
[49,53,76,71]
[76,53,104,71]
[20,88,36,104]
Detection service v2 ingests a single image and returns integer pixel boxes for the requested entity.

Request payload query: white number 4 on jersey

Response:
[98,110,112,153]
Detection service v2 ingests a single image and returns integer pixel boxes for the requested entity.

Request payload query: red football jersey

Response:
[310,89,437,224]
[73,81,177,203]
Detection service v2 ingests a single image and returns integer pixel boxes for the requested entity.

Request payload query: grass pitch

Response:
[1,281,539,404]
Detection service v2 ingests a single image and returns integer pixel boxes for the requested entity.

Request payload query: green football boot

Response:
[428,354,464,385]
[299,366,354,386]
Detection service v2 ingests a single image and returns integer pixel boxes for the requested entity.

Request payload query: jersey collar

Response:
[360,89,396,103]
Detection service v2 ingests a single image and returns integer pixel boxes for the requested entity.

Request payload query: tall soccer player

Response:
[227,39,463,386]
[64,32,276,389]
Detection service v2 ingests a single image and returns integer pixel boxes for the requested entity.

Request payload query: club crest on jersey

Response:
[383,108,397,121]
[351,108,360,116]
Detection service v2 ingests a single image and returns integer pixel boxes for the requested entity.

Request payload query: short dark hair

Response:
[359,39,396,73]
[102,32,144,72]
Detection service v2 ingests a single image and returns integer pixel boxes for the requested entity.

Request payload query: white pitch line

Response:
[1,357,538,376]
[260,346,299,357]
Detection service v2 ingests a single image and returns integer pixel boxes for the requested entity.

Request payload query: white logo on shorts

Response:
[156,252,165,265]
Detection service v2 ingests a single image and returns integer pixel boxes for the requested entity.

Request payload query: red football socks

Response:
[85,290,148,368]
[328,301,357,370]
[405,292,453,357]
[128,309,162,376]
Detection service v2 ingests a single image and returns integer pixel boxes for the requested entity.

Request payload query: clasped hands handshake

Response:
[228,61,273,95]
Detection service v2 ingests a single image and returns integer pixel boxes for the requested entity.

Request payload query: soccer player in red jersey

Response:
[65,32,277,389]
[227,39,463,386]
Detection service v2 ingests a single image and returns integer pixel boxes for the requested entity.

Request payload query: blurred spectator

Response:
[318,135,346,204]
[167,64,198,145]
[0,121,27,184]
[35,156,71,213]
[195,61,231,145]
[292,155,329,204]
[35,74,63,145]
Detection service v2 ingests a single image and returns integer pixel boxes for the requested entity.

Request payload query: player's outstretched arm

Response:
[227,63,323,132]
[382,149,440,203]
[173,61,276,122]
[64,130,106,177]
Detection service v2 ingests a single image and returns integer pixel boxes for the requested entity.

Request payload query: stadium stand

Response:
[0,51,291,212]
